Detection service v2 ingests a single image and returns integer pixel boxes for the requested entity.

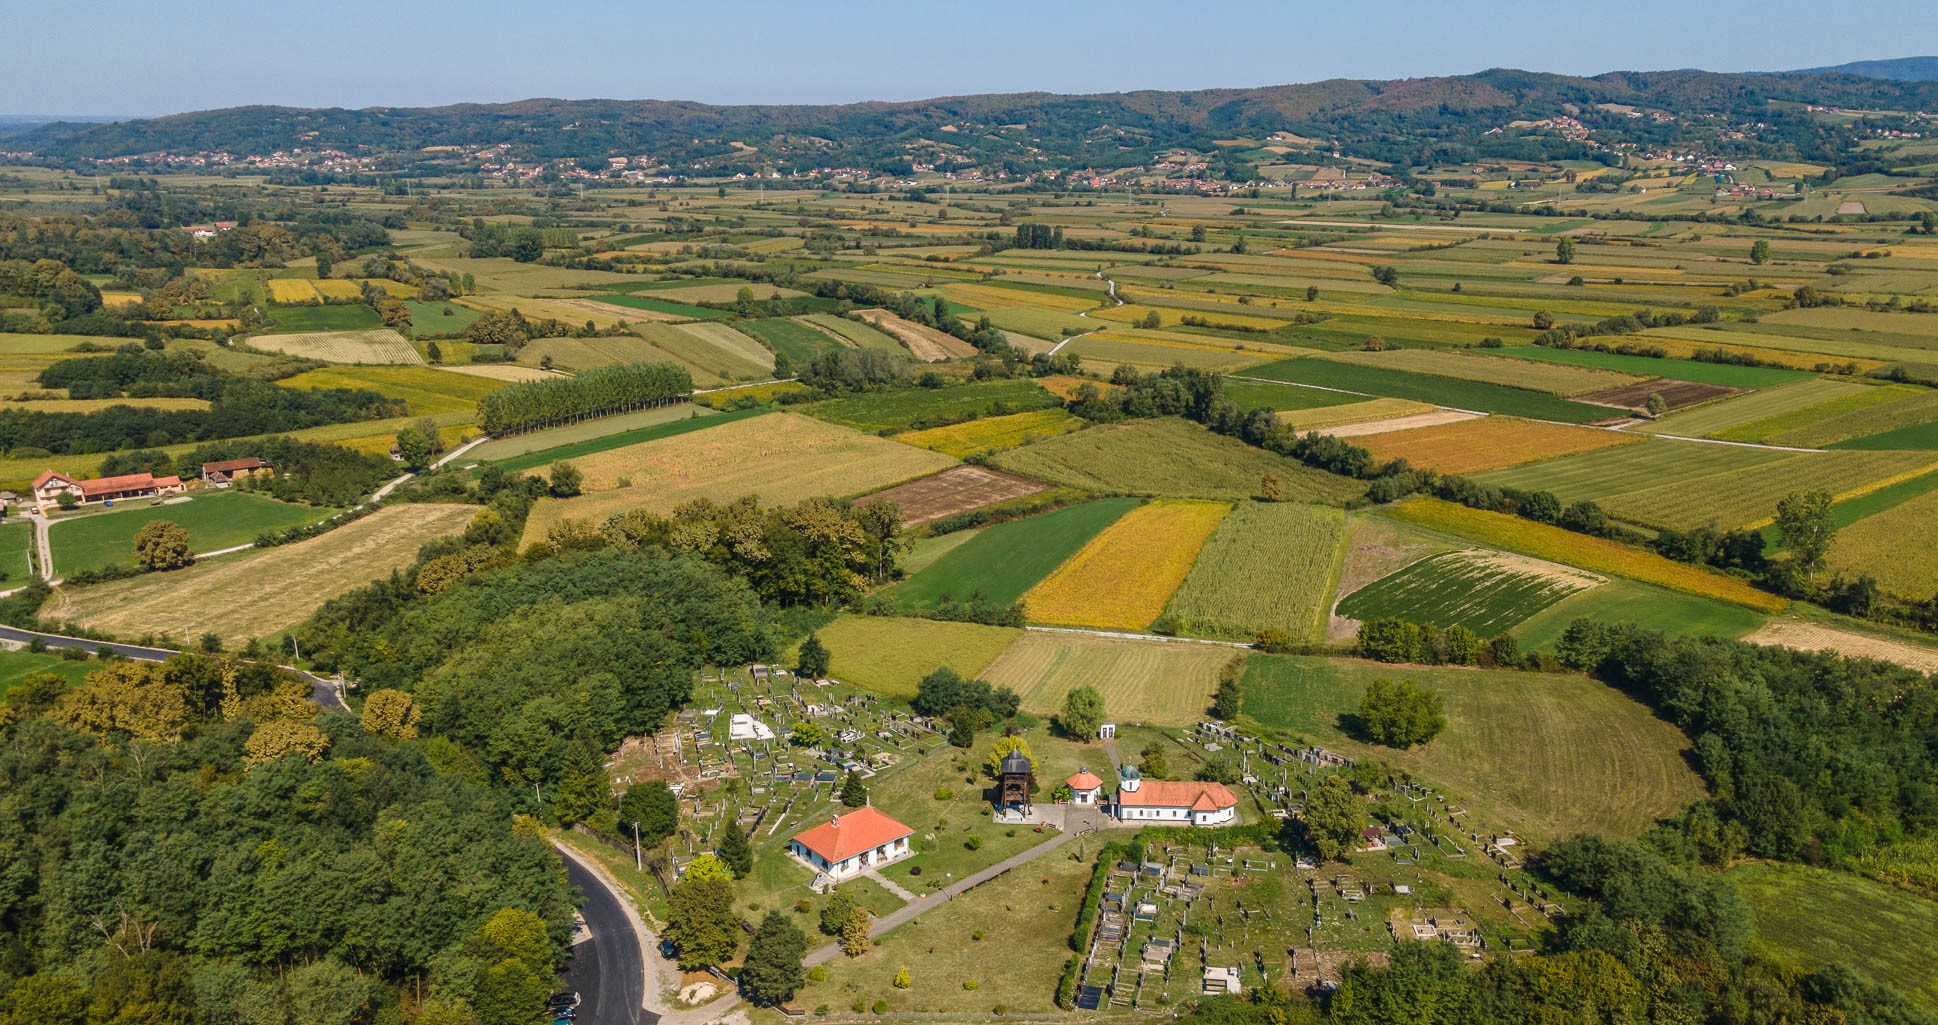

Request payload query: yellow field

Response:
[46,504,474,643]
[1357,417,1641,474]
[1387,498,1788,612]
[248,329,422,365]
[936,282,1103,313]
[520,412,955,547]
[98,291,142,307]
[1035,375,1122,401]
[1023,499,1230,630]
[1093,304,1293,331]
[4,397,212,414]
[312,279,365,300]
[894,409,1084,457]
[1279,397,1436,430]
[1643,333,1889,372]
[980,632,1240,726]
[265,279,320,304]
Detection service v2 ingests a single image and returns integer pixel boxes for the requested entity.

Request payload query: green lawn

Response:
[1511,578,1769,651]
[1246,356,1617,422]
[48,491,334,576]
[1493,346,1808,388]
[489,406,760,475]
[265,304,382,333]
[1239,654,1703,840]
[1731,861,1938,1013]
[0,520,33,583]
[739,318,845,364]
[889,498,1139,610]
[0,648,101,698]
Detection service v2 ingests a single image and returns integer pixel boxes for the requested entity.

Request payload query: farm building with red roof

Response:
[32,470,184,513]
[789,806,914,883]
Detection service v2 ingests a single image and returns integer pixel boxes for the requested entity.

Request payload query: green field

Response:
[1731,861,1938,1013]
[1834,418,1938,451]
[1246,356,1618,422]
[0,648,102,698]
[889,498,1139,610]
[1239,654,1704,840]
[466,403,717,463]
[738,317,845,363]
[405,300,482,335]
[48,492,335,576]
[265,304,382,333]
[1338,548,1602,636]
[1713,383,1926,446]
[800,312,906,354]
[1473,437,1790,506]
[806,379,1058,433]
[1601,449,1938,531]
[1494,345,1808,388]
[809,614,1021,698]
[989,418,1366,504]
[1511,577,1769,650]
[491,406,760,475]
[1636,377,1863,438]
[1220,377,1365,413]
[1164,501,1347,642]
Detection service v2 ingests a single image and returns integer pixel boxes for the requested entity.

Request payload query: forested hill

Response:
[1788,56,1938,82]
[16,67,1938,171]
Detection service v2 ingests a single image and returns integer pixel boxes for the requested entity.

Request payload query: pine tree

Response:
[840,770,868,809]
[718,826,753,878]
[741,912,809,1005]
[796,633,830,678]
[553,742,610,826]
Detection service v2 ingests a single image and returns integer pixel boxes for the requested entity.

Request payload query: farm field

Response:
[246,328,422,364]
[47,491,335,576]
[0,521,33,582]
[1602,449,1938,531]
[1220,377,1365,414]
[893,408,1082,457]
[1743,618,1938,674]
[265,303,380,333]
[1354,416,1639,474]
[1337,549,1604,636]
[1277,397,1437,431]
[990,417,1365,504]
[6,397,211,413]
[1316,347,1645,397]
[1493,345,1807,387]
[46,504,474,644]
[515,335,671,374]
[491,407,758,476]
[1021,499,1228,630]
[807,379,1057,433]
[979,632,1241,726]
[278,365,505,415]
[1731,861,1938,1012]
[853,309,976,360]
[634,322,775,380]
[1163,501,1346,642]
[890,497,1139,610]
[468,403,716,462]
[1512,578,1769,651]
[861,464,1050,528]
[404,300,481,335]
[1828,487,1938,598]
[737,317,845,364]
[1247,356,1619,421]
[808,614,1021,699]
[1634,377,1862,438]
[1473,436,1791,505]
[1239,655,1704,840]
[1385,498,1787,611]
[799,312,906,353]
[1710,382,1927,445]
[520,413,954,545]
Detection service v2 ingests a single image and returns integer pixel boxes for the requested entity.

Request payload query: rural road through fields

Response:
[0,623,348,711]
[1048,269,1124,357]
[555,842,660,1025]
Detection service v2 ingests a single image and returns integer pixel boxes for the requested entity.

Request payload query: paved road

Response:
[556,844,659,1025]
[804,829,1076,966]
[0,623,347,711]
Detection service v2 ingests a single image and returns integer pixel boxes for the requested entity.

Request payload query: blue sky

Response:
[7,0,1937,116]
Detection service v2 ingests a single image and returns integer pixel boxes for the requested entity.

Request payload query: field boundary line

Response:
[1023,624,1254,650]
[1649,433,1826,453]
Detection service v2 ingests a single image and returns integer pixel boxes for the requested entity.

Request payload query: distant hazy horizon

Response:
[7,0,1938,118]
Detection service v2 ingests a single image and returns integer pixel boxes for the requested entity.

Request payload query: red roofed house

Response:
[789,805,914,883]
[1111,766,1238,826]
[1066,767,1105,805]
[32,470,184,513]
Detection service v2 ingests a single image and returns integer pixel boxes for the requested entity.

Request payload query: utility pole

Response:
[634,822,643,872]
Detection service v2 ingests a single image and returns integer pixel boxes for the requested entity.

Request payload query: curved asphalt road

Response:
[0,623,347,711]
[561,853,656,1025]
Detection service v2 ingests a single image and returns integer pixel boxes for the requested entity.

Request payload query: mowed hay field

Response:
[46,504,474,643]
[1240,655,1704,840]
[247,329,423,364]
[990,418,1365,504]
[1316,348,1646,397]
[894,408,1083,458]
[279,365,506,415]
[1278,397,1437,431]
[521,413,954,546]
[1164,502,1347,642]
[1354,416,1640,474]
[980,633,1241,726]
[1731,862,1938,1013]
[809,615,1022,698]
[861,465,1046,527]
[1337,549,1605,636]
[1023,499,1228,630]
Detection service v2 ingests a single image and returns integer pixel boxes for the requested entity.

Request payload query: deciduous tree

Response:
[132,520,192,570]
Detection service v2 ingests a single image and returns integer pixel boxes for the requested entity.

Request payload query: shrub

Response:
[964,980,980,991]
[808,965,827,983]
[964,835,983,851]
[872,999,889,1014]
